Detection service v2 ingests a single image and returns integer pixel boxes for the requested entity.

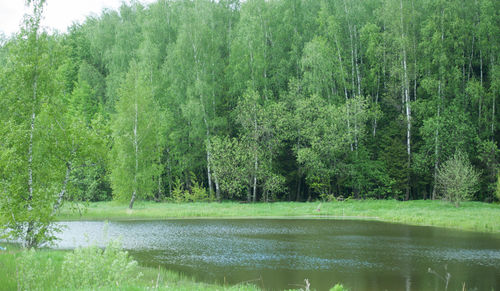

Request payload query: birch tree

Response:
[110,62,163,209]
[0,0,95,247]
[163,0,228,200]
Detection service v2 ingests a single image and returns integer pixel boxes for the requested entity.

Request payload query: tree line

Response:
[0,0,499,245]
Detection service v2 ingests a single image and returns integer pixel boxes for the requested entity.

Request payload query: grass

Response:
[58,199,500,233]
[0,244,66,291]
[0,243,262,291]
[0,243,347,291]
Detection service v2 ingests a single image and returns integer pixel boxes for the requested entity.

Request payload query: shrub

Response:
[437,151,480,207]
[171,177,186,203]
[171,175,211,202]
[190,178,210,202]
[59,240,141,289]
[16,249,55,291]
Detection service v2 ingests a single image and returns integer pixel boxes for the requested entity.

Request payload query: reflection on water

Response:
[55,219,500,291]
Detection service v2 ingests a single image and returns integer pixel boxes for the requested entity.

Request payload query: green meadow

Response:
[58,200,500,233]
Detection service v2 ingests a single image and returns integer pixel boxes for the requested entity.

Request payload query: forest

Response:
[0,0,499,220]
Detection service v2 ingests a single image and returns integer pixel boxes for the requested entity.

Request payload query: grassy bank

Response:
[58,200,500,233]
[0,243,347,291]
[0,243,262,291]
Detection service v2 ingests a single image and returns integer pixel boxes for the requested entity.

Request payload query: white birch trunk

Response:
[52,162,72,216]
[373,76,380,137]
[333,33,353,151]
[206,135,213,196]
[214,172,221,202]
[28,74,37,211]
[401,0,411,200]
[252,112,258,203]
[491,56,496,141]
[354,25,362,97]
[253,155,258,203]
[129,98,138,209]
[432,83,441,200]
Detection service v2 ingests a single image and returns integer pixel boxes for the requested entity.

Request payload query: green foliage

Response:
[1,0,500,209]
[190,179,211,202]
[110,61,164,207]
[60,241,141,289]
[209,136,250,199]
[16,248,55,291]
[12,241,141,290]
[496,171,500,201]
[294,95,371,196]
[57,200,500,233]
[2,243,265,291]
[171,175,211,202]
[0,0,99,248]
[330,284,348,291]
[171,177,186,203]
[437,152,480,207]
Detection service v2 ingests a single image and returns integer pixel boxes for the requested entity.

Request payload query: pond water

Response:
[55,219,500,291]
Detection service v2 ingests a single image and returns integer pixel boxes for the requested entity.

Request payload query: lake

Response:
[55,219,500,290]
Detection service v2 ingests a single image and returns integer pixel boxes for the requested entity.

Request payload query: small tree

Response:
[208,136,251,200]
[436,152,479,207]
[110,62,163,209]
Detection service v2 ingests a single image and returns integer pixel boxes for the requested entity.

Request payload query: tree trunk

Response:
[433,9,445,200]
[156,141,163,202]
[129,190,136,209]
[491,56,495,142]
[27,73,38,212]
[479,50,483,122]
[354,25,362,97]
[167,148,172,197]
[333,32,353,151]
[52,162,72,216]
[432,96,440,200]
[296,167,302,202]
[206,137,213,196]
[344,0,356,100]
[252,155,258,203]
[247,185,251,203]
[373,76,380,136]
[130,98,139,209]
[400,0,411,201]
[24,65,39,248]
[214,173,221,202]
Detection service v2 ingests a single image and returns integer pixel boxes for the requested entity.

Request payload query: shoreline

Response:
[56,200,500,233]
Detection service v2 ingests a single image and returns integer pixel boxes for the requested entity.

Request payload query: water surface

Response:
[55,219,500,290]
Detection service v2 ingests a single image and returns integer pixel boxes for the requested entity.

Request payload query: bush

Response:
[16,249,55,291]
[437,151,480,207]
[171,177,186,203]
[60,240,141,289]
[190,178,210,202]
[15,241,141,290]
[171,175,211,202]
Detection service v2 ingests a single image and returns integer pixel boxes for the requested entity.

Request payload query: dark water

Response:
[55,219,500,291]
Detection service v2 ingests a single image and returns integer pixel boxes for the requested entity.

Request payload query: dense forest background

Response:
[0,0,499,208]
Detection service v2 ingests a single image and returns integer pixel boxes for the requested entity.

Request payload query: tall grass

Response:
[57,200,500,233]
[0,243,66,291]
[0,242,264,291]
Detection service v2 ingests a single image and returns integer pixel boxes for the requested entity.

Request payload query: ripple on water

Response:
[54,219,500,291]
